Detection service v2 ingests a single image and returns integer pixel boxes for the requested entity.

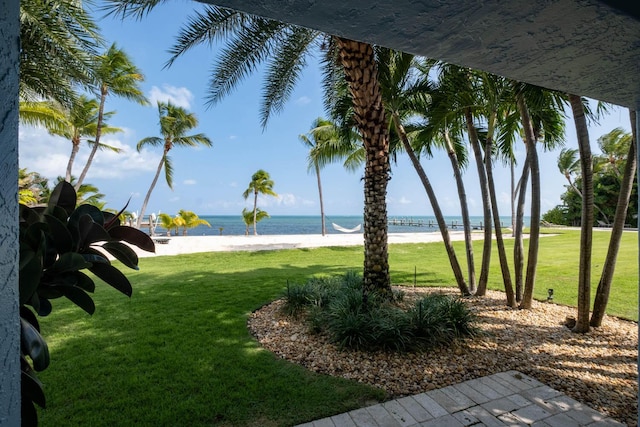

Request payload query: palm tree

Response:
[157,212,179,236]
[18,168,49,206]
[242,207,269,236]
[597,127,632,176]
[136,101,212,228]
[20,96,123,182]
[107,3,394,296]
[590,113,636,327]
[177,209,211,235]
[568,94,594,333]
[19,0,101,106]
[299,118,343,236]
[75,43,148,190]
[243,170,277,235]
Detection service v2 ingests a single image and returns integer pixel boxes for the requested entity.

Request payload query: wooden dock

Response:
[388,218,490,230]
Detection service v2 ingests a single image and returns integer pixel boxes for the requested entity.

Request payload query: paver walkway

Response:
[296,371,625,427]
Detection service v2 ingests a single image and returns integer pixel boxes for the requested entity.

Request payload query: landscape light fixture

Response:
[547,289,554,302]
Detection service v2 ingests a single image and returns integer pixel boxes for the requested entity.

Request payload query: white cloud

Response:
[168,196,180,202]
[295,96,311,106]
[276,193,297,206]
[149,84,193,109]
[19,125,159,181]
[228,135,238,140]
[398,196,412,205]
[183,179,197,185]
[229,181,238,188]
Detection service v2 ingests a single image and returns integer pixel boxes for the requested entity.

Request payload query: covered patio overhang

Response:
[1,0,638,424]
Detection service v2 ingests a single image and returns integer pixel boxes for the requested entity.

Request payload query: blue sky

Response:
[19,2,633,218]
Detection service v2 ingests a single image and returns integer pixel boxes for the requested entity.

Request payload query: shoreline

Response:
[131,231,471,258]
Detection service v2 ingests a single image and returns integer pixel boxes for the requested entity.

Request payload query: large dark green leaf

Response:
[108,226,156,253]
[81,248,110,265]
[22,222,47,251]
[101,241,139,270]
[69,204,104,228]
[89,263,133,297]
[49,252,92,274]
[20,306,40,332]
[19,238,44,305]
[81,222,112,248]
[37,298,52,317]
[37,285,64,300]
[74,271,96,293]
[60,286,95,315]
[103,197,130,229]
[44,213,73,254]
[20,318,50,371]
[19,204,42,227]
[21,363,46,408]
[48,205,69,224]
[48,181,76,217]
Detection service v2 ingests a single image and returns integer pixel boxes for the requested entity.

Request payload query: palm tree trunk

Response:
[517,95,541,310]
[569,93,594,333]
[253,190,258,235]
[66,138,80,182]
[464,107,492,293]
[485,134,516,306]
[137,153,165,229]
[514,155,530,302]
[511,159,516,237]
[336,37,391,297]
[394,115,470,295]
[315,162,326,236]
[76,86,106,190]
[443,129,475,294]
[590,109,637,327]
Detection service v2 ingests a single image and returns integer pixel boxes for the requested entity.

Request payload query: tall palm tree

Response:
[591,112,636,327]
[299,118,342,236]
[597,127,632,176]
[76,43,148,190]
[19,0,101,106]
[136,101,212,228]
[243,170,277,235]
[374,50,471,295]
[568,94,594,333]
[107,3,394,296]
[20,96,123,182]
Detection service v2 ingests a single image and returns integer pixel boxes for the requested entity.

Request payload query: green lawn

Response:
[37,229,638,426]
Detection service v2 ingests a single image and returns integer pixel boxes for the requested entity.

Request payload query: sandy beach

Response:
[134,231,471,257]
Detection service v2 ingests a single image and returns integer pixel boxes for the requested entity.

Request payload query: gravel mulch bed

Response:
[248,288,638,426]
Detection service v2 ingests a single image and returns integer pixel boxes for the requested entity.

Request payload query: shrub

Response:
[281,273,477,352]
[19,181,154,424]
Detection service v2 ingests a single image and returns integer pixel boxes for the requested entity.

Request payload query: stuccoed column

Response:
[0,0,21,424]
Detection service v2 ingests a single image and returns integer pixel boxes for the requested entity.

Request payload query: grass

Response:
[37,229,638,426]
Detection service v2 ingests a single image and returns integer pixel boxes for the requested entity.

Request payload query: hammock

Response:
[332,222,361,233]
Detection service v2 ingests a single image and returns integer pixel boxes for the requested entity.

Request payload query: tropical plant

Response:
[18,181,154,424]
[243,170,277,236]
[299,118,342,236]
[19,0,101,106]
[20,97,123,182]
[177,209,210,235]
[241,207,269,236]
[106,2,394,296]
[136,101,212,228]
[75,43,148,189]
[591,111,637,327]
[157,212,179,236]
[18,168,49,206]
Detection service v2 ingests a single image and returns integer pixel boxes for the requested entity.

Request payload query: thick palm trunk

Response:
[511,160,516,237]
[517,95,541,310]
[590,109,637,327]
[315,162,326,236]
[76,87,107,190]
[464,108,492,293]
[443,129,475,294]
[137,153,166,229]
[485,135,516,306]
[514,155,530,302]
[336,38,391,296]
[253,190,258,235]
[569,93,594,333]
[394,116,470,295]
[66,138,80,182]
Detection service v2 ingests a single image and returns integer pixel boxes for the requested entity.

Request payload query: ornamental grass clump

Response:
[281,272,477,352]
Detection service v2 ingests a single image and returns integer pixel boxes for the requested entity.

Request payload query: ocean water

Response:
[154,215,530,237]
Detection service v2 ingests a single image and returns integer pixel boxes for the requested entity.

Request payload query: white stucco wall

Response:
[0,0,21,424]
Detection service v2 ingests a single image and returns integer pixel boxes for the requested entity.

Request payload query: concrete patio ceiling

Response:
[203,0,640,109]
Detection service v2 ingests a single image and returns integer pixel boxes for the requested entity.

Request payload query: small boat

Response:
[332,222,361,233]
